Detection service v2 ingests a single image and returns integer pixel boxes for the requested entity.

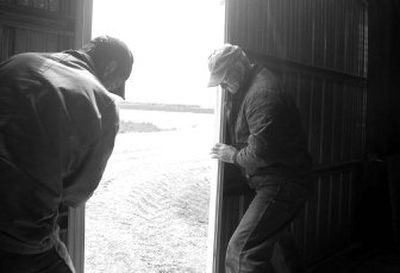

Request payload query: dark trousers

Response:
[0,240,74,273]
[225,180,309,273]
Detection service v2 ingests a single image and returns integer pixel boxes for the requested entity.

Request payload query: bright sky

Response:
[92,0,225,107]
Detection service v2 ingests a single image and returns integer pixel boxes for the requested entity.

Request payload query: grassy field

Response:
[118,102,214,114]
[85,108,215,273]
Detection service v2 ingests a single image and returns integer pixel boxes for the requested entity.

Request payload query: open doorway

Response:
[85,1,225,272]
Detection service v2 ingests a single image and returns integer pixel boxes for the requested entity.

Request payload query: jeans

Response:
[0,240,75,273]
[225,180,309,273]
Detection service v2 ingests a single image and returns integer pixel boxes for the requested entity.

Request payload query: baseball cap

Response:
[84,35,134,99]
[207,44,247,87]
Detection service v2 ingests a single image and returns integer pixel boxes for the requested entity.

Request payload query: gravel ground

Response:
[85,110,215,273]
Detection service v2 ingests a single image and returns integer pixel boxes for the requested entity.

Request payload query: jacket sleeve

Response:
[234,90,278,175]
[62,102,119,207]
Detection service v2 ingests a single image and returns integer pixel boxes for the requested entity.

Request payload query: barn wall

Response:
[220,0,368,270]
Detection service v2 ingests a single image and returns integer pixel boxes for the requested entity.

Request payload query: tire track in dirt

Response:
[86,113,215,273]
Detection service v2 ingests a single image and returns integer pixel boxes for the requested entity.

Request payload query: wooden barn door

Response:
[215,0,368,271]
[0,1,92,272]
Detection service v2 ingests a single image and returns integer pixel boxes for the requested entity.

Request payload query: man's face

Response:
[220,77,240,94]
[100,60,127,96]
[219,66,243,94]
[102,75,125,93]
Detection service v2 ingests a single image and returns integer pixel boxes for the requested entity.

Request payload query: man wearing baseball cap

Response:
[208,44,313,273]
[0,35,133,272]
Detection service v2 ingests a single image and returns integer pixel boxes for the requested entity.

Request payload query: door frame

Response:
[67,1,92,272]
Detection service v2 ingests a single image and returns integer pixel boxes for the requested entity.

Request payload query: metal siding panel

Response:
[298,75,312,150]
[10,0,70,14]
[310,77,323,165]
[303,0,313,64]
[292,203,306,257]
[284,71,300,107]
[253,1,261,53]
[353,86,363,158]
[275,0,284,57]
[343,0,350,74]
[293,72,302,108]
[14,27,62,53]
[321,80,333,165]
[287,0,294,60]
[337,0,346,71]
[310,0,317,65]
[340,84,349,161]
[295,0,302,62]
[357,8,363,76]
[355,1,362,76]
[314,0,324,67]
[280,0,287,59]
[361,86,367,154]
[291,0,298,60]
[332,82,344,164]
[360,87,367,156]
[282,0,290,59]
[0,25,13,61]
[314,177,324,260]
[348,1,355,75]
[268,0,277,56]
[242,0,250,49]
[363,9,368,78]
[326,176,333,248]
[260,0,268,55]
[330,173,341,250]
[338,84,347,162]
[45,34,57,51]
[302,199,314,261]
[341,171,350,244]
[294,169,360,265]
[337,173,345,243]
[351,1,359,75]
[349,85,357,160]
[302,178,318,262]
[345,171,355,244]
[316,175,330,259]
[325,0,335,69]
[231,1,364,72]
[304,169,359,264]
[322,0,329,67]
[332,1,339,70]
[318,79,326,165]
[263,0,270,56]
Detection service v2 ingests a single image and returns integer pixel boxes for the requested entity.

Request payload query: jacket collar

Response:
[63,50,98,78]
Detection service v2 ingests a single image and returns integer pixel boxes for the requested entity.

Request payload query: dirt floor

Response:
[85,110,215,273]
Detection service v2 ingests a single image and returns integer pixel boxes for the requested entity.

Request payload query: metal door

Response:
[214,1,368,271]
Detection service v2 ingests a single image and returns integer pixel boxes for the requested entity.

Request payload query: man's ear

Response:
[103,60,118,78]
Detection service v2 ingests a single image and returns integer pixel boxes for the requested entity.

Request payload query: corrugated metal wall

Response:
[0,0,75,61]
[220,0,368,270]
[226,0,367,77]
